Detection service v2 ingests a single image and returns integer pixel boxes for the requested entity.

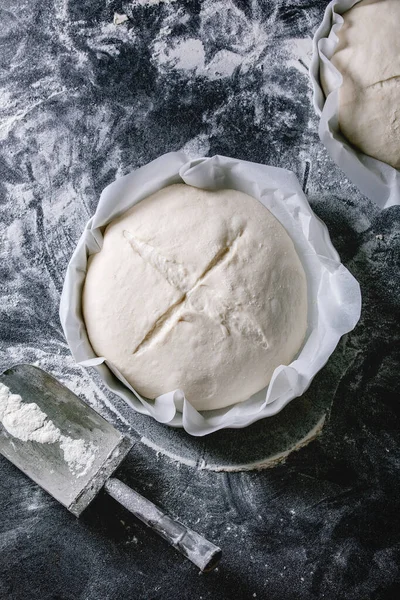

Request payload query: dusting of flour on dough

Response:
[0,382,97,477]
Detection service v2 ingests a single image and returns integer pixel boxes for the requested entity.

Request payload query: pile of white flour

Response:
[0,382,97,477]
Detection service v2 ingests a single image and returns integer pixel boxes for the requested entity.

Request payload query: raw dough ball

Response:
[321,0,400,169]
[83,184,307,411]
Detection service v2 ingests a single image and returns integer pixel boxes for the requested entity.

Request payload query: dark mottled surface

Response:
[1,0,400,599]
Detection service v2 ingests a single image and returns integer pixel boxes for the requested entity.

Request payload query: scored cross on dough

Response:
[123,229,269,355]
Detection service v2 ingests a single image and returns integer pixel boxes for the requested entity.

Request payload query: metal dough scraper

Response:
[0,364,221,572]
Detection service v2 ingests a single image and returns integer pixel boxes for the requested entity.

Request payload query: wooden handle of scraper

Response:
[104,477,221,572]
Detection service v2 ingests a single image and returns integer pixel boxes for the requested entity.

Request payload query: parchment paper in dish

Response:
[60,152,361,436]
[310,0,400,209]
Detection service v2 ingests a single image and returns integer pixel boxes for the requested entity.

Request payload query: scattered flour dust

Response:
[132,0,176,6]
[0,382,97,477]
[153,37,244,79]
[284,37,313,74]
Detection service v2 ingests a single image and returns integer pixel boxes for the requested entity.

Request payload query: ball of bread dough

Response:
[321,0,400,169]
[83,184,308,411]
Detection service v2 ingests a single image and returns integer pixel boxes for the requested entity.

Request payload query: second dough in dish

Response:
[83,184,308,411]
[321,0,400,169]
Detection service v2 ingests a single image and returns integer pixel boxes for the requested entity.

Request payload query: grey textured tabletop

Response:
[1,1,399,599]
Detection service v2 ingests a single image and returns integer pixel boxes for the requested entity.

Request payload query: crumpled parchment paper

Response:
[60,152,361,436]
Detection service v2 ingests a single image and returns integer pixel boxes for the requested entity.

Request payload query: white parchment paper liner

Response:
[310,0,400,209]
[60,152,361,436]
